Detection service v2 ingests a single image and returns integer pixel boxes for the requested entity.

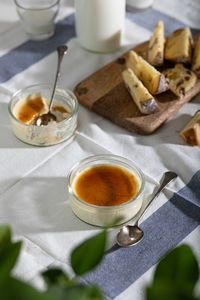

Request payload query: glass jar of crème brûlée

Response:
[8,83,79,146]
[67,154,145,226]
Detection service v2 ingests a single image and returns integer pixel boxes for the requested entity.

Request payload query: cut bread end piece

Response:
[164,27,193,63]
[180,110,200,145]
[148,20,165,66]
[127,50,168,95]
[192,35,200,77]
[163,63,197,98]
[122,68,159,115]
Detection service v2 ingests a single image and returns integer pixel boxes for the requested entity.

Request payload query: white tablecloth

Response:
[0,1,200,299]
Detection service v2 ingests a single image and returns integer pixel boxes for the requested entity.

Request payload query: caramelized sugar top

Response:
[53,106,69,113]
[73,164,140,206]
[16,94,70,124]
[17,94,45,123]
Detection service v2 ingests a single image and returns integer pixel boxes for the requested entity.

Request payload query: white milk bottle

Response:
[75,0,126,53]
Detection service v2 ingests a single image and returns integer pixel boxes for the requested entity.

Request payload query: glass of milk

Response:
[14,0,60,40]
[75,0,126,53]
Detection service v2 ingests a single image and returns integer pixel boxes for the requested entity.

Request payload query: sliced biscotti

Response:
[164,27,193,63]
[126,50,168,95]
[122,68,159,114]
[180,110,200,145]
[163,64,197,97]
[192,35,200,77]
[148,20,165,66]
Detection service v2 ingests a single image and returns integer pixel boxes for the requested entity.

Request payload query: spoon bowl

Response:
[117,225,144,247]
[117,171,178,247]
[34,111,57,126]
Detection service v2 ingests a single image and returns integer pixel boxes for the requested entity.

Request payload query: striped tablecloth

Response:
[0,1,199,299]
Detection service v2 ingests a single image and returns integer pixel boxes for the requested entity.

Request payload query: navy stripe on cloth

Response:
[0,8,199,84]
[126,7,199,35]
[0,14,76,84]
[82,169,200,300]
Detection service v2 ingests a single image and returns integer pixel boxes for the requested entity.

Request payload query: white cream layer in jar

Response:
[75,0,126,53]
[69,189,143,227]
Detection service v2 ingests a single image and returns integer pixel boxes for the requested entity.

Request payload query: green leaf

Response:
[146,244,199,300]
[42,270,105,300]
[71,230,107,276]
[84,283,105,300]
[0,224,22,279]
[42,268,69,288]
[0,224,11,252]
[146,282,198,300]
[59,284,88,300]
[154,244,199,290]
[0,241,22,280]
[0,277,56,300]
[51,284,105,300]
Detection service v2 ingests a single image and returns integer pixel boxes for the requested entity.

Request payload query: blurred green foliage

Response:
[0,224,199,300]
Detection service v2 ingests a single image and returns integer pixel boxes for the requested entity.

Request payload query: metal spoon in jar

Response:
[116,171,178,247]
[34,45,68,126]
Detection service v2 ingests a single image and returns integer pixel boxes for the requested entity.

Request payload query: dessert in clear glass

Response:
[67,154,145,226]
[8,83,79,146]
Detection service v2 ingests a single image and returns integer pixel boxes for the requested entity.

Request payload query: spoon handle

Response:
[135,171,177,226]
[49,45,68,111]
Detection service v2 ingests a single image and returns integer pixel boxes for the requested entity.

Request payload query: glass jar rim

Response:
[8,83,79,129]
[14,0,60,10]
[67,154,145,210]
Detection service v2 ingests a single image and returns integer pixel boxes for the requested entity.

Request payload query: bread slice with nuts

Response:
[164,27,193,63]
[127,50,168,95]
[148,20,165,66]
[180,110,200,146]
[163,64,197,98]
[192,35,200,77]
[122,68,159,115]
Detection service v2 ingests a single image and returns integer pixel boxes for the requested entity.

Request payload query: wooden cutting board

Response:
[74,40,200,135]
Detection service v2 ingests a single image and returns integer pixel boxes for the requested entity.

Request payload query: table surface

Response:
[0,1,200,299]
